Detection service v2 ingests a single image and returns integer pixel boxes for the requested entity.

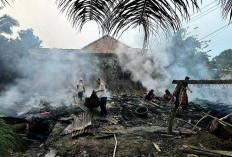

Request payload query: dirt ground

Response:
[9,94,232,157]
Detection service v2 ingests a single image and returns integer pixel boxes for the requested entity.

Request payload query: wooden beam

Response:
[172,80,232,84]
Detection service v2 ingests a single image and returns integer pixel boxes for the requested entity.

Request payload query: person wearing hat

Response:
[77,78,85,101]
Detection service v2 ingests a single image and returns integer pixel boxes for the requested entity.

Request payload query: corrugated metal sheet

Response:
[70,112,94,138]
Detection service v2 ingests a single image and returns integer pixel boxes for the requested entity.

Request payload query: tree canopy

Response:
[18,29,42,49]
[0,14,42,83]
[166,29,213,79]
[1,0,232,46]
[0,15,19,35]
[212,49,232,70]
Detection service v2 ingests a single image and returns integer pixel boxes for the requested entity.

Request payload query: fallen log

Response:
[180,147,222,157]
[220,113,232,122]
[203,112,232,128]
[180,145,232,157]
[208,118,232,140]
[172,80,232,84]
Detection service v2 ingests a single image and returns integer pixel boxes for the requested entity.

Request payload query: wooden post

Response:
[167,104,178,134]
[167,79,232,134]
[172,80,232,84]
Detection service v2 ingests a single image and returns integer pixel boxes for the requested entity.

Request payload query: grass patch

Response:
[0,119,20,156]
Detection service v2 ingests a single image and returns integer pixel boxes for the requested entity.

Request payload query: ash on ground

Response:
[1,92,232,157]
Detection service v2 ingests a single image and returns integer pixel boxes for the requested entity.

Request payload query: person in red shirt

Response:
[145,89,155,100]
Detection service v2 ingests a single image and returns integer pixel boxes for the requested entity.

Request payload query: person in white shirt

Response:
[95,78,107,116]
[77,78,85,101]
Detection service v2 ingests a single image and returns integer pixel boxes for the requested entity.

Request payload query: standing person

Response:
[173,76,192,106]
[168,76,193,134]
[77,78,85,101]
[179,77,192,107]
[95,78,107,117]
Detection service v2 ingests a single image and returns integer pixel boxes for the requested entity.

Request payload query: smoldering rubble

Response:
[1,35,232,157]
[1,90,232,157]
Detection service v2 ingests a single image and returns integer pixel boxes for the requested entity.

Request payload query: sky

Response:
[0,0,231,58]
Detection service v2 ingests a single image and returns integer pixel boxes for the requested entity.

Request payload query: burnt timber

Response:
[172,80,232,84]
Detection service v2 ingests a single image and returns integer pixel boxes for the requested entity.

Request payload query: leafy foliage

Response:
[56,0,200,46]
[219,0,232,21]
[166,29,212,78]
[0,15,19,35]
[18,29,42,49]
[0,0,10,6]
[0,119,19,156]
[212,49,232,70]
[0,15,42,83]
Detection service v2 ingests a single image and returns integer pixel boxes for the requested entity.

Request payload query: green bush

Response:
[0,119,19,156]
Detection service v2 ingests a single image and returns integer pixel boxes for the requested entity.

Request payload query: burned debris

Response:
[0,90,232,157]
[0,36,232,157]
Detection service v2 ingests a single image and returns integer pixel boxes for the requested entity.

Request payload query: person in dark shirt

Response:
[163,89,174,103]
[173,76,192,106]
[179,77,192,106]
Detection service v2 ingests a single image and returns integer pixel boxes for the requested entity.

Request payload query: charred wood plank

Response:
[180,147,222,157]
[180,145,232,157]
[172,80,232,84]
[203,112,232,128]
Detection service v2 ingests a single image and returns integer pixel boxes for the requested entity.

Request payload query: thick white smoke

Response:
[0,49,100,115]
[116,32,232,105]
[117,47,171,94]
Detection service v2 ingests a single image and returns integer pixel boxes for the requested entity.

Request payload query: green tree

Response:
[1,1,232,45]
[0,15,19,35]
[166,29,212,134]
[18,29,42,49]
[0,15,42,83]
[166,29,212,79]
[211,49,232,70]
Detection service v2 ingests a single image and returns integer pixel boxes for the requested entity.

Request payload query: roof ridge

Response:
[81,35,131,50]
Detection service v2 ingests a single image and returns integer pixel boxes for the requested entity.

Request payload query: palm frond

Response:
[56,0,201,47]
[0,0,11,5]
[110,0,201,46]
[56,0,113,35]
[219,0,232,21]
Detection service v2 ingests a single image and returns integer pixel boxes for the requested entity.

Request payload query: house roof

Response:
[29,35,143,59]
[81,35,138,54]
